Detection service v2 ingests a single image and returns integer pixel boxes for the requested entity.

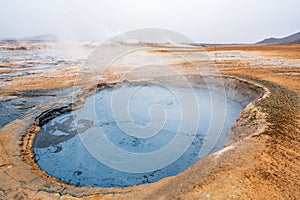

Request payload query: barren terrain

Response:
[0,42,299,199]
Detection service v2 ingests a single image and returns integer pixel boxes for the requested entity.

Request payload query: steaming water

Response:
[34,84,244,187]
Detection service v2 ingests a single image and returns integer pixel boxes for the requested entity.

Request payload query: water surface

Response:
[34,84,244,187]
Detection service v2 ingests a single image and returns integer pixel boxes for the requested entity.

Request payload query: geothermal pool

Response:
[34,84,244,187]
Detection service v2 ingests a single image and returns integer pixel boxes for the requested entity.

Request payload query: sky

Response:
[0,0,299,43]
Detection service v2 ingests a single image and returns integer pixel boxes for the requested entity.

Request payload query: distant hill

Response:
[21,34,58,42]
[257,32,300,44]
[0,34,58,42]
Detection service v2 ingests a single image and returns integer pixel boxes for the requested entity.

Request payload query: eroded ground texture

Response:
[0,42,299,199]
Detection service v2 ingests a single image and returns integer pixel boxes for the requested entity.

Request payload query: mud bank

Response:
[32,82,244,187]
[14,74,269,198]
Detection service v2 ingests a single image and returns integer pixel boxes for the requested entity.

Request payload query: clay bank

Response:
[31,75,265,188]
[18,70,268,196]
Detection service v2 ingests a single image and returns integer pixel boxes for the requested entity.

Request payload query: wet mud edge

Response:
[19,75,270,192]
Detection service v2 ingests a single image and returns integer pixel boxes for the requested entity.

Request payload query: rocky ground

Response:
[0,42,299,199]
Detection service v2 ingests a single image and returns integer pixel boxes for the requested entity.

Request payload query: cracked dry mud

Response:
[0,42,299,199]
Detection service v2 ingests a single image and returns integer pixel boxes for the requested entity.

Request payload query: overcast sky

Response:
[0,0,299,43]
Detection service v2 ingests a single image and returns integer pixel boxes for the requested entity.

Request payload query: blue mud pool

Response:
[34,84,244,187]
